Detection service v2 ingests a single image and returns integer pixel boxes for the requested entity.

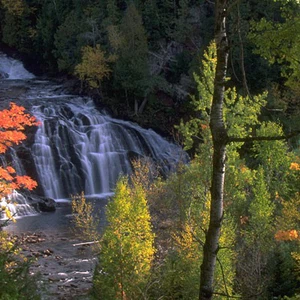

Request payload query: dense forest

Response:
[1,0,300,299]
[0,0,299,134]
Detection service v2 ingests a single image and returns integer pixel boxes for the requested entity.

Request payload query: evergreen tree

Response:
[114,2,150,113]
[53,10,88,72]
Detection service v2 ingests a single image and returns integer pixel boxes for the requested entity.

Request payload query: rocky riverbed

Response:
[13,231,98,300]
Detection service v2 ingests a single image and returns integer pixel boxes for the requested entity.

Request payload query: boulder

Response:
[0,71,9,79]
[27,194,57,212]
[37,197,57,212]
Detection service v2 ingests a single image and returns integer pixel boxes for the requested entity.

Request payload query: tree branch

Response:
[228,130,300,143]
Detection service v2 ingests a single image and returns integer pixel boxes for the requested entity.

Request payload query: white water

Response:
[0,53,187,219]
[0,52,35,79]
[30,97,185,199]
[1,191,38,220]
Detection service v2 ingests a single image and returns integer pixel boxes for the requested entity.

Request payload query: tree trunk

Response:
[199,1,229,299]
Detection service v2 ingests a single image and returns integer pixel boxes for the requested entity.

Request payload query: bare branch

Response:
[228,130,300,143]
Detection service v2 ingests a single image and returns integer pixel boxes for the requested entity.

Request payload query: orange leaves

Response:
[0,102,38,197]
[15,175,37,190]
[0,167,37,195]
[290,162,300,171]
[0,102,37,129]
[275,229,299,241]
[0,102,39,154]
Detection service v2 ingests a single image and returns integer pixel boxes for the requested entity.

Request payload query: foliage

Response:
[0,103,40,299]
[177,40,299,298]
[0,0,24,16]
[92,177,155,299]
[177,41,267,152]
[0,230,40,300]
[75,44,114,89]
[1,2,33,53]
[249,2,300,93]
[113,2,150,103]
[0,102,38,220]
[71,192,100,244]
[155,160,236,299]
[53,10,88,72]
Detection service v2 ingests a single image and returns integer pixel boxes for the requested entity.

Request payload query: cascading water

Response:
[0,52,35,79]
[31,97,185,200]
[0,53,187,217]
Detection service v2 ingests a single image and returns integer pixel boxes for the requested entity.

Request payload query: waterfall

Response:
[31,97,185,199]
[0,53,187,206]
[0,53,35,79]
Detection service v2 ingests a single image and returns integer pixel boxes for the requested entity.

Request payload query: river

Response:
[0,52,186,234]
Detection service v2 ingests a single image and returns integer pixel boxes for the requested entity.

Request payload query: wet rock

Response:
[0,71,9,79]
[43,249,53,256]
[28,195,57,212]
[37,198,57,212]
[48,275,63,282]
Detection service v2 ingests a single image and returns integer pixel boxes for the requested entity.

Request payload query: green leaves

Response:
[249,2,300,93]
[93,177,155,299]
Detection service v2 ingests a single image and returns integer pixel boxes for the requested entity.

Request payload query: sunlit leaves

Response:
[93,177,155,299]
[74,44,114,89]
[178,41,268,153]
[71,192,100,244]
[0,102,38,154]
[275,230,299,241]
[249,3,300,93]
[290,162,300,171]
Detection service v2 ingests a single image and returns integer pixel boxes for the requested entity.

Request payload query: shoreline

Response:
[11,230,98,300]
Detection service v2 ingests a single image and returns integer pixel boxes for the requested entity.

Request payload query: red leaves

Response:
[0,103,38,197]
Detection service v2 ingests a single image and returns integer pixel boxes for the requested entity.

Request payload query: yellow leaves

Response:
[71,192,100,244]
[4,207,16,223]
[97,176,155,293]
[74,44,113,89]
[290,162,300,170]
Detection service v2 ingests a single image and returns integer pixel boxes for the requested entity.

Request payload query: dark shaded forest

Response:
[1,1,300,299]
[0,0,299,137]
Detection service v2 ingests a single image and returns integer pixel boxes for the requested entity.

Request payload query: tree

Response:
[198,2,230,297]
[0,103,40,299]
[74,44,114,90]
[71,192,100,244]
[249,0,300,94]
[188,2,300,298]
[93,177,155,299]
[0,0,24,16]
[53,10,88,72]
[0,102,38,219]
[113,2,150,114]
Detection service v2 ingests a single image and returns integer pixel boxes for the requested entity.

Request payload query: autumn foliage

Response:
[275,229,299,241]
[0,102,38,198]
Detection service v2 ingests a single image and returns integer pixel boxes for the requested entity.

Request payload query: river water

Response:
[0,52,187,234]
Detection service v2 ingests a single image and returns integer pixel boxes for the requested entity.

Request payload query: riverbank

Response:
[4,201,105,299]
[10,230,97,300]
